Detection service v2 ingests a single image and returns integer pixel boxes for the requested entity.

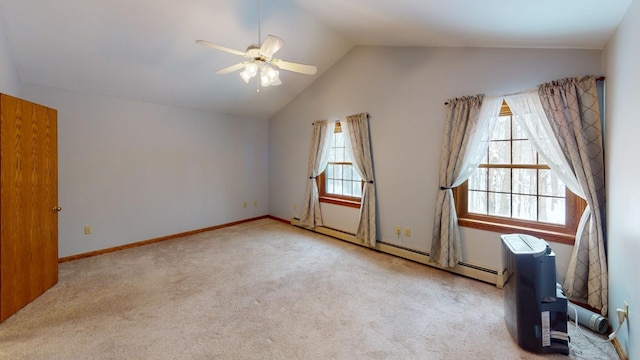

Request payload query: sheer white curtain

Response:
[430,95,502,267]
[300,120,334,229]
[503,91,583,197]
[342,113,376,247]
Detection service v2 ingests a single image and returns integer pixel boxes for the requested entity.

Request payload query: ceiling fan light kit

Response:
[196,0,316,90]
[238,59,280,87]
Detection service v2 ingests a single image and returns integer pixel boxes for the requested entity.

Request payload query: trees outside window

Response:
[455,102,585,245]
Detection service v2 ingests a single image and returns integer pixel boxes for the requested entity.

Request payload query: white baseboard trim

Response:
[290,218,506,288]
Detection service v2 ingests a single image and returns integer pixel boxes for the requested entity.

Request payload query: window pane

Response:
[343,180,353,196]
[538,155,548,165]
[327,164,334,178]
[512,169,537,195]
[479,148,489,164]
[489,141,510,164]
[353,168,362,182]
[334,179,343,195]
[334,164,343,179]
[334,132,344,147]
[512,194,537,221]
[512,140,536,165]
[327,148,336,162]
[353,181,362,197]
[489,168,511,193]
[344,165,352,181]
[468,190,487,214]
[328,179,335,193]
[344,146,352,162]
[539,197,566,225]
[512,118,527,139]
[488,192,511,217]
[468,168,488,191]
[539,169,565,197]
[491,116,511,140]
[335,148,345,162]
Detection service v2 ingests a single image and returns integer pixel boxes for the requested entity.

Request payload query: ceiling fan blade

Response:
[260,35,284,59]
[196,40,247,57]
[272,59,317,75]
[215,62,247,74]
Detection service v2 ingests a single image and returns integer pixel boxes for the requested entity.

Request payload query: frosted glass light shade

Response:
[259,64,280,87]
[260,73,271,87]
[240,71,252,83]
[245,62,258,77]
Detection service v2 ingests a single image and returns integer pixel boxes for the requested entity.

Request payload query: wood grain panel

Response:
[0,94,58,322]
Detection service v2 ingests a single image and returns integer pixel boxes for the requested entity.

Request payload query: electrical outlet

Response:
[293,204,298,211]
[84,226,92,235]
[395,226,401,236]
[243,202,247,208]
[254,200,258,207]
[404,228,411,237]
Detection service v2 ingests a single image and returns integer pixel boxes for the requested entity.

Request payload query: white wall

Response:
[22,85,269,258]
[269,46,602,276]
[0,16,20,96]
[604,0,640,356]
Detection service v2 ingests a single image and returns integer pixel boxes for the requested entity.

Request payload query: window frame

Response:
[454,101,586,245]
[454,181,585,245]
[318,121,363,208]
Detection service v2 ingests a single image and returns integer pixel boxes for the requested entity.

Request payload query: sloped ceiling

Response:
[0,0,632,120]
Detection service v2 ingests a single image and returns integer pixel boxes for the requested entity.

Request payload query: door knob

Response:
[52,206,62,212]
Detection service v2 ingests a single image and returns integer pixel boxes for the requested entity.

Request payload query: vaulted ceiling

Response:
[0,0,632,120]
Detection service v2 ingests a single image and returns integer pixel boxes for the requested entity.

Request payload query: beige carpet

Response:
[0,219,618,359]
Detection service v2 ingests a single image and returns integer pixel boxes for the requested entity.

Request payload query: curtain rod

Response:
[443,76,606,105]
[311,113,369,125]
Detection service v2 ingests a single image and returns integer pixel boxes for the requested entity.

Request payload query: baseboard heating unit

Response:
[290,218,507,288]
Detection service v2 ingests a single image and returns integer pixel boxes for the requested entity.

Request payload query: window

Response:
[454,101,585,244]
[318,122,363,208]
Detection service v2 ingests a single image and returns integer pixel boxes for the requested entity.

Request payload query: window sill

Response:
[458,217,575,245]
[319,196,361,209]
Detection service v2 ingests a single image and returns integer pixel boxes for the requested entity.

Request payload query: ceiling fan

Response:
[196,0,317,89]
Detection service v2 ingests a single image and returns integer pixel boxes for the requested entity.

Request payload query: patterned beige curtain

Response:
[300,120,332,228]
[538,76,607,314]
[431,95,497,267]
[343,113,376,247]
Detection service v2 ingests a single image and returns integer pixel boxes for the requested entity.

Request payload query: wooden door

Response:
[0,94,58,322]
